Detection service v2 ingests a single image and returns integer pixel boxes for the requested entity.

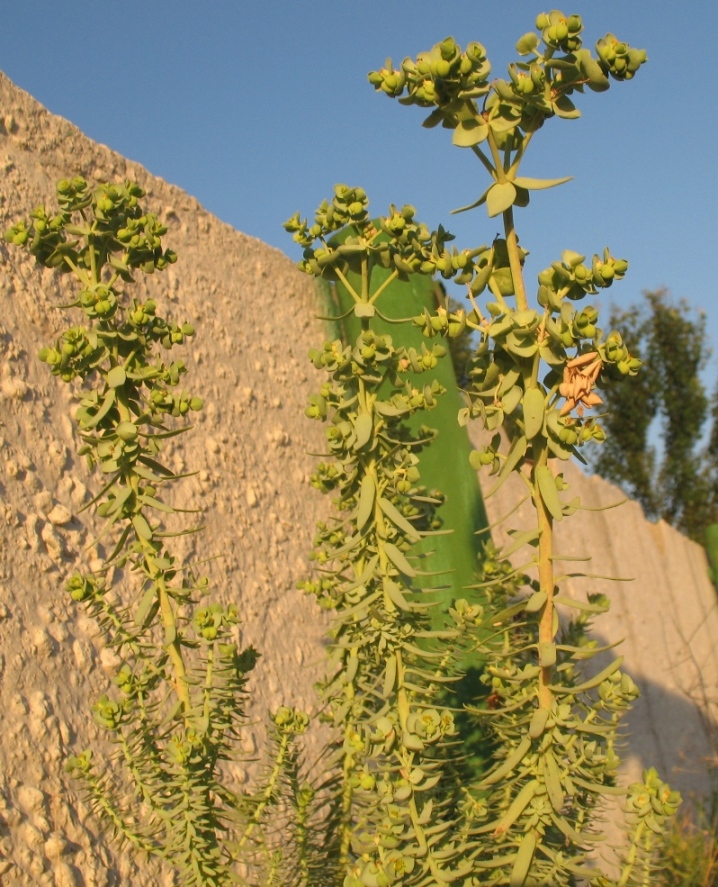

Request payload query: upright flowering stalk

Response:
[286,187,491,884]
[352,10,676,885]
[6,178,310,887]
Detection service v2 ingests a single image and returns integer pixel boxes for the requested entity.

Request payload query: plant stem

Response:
[503,206,529,312]
[338,724,355,869]
[237,730,292,851]
[157,576,191,713]
[535,445,555,711]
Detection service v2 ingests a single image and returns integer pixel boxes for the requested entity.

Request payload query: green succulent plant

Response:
[6,177,312,887]
[10,9,680,887]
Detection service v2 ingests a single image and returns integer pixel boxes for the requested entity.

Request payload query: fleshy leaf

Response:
[512,175,573,191]
[487,181,517,218]
[452,117,489,148]
[523,387,545,440]
[451,185,491,215]
[536,465,564,521]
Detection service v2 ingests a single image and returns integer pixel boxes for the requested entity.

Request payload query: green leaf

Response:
[551,811,591,844]
[384,542,416,577]
[421,108,445,129]
[553,94,581,119]
[514,186,530,208]
[140,494,175,514]
[452,117,489,148]
[384,578,411,611]
[528,707,550,739]
[163,623,176,646]
[494,780,538,834]
[502,384,522,415]
[480,736,531,787]
[382,655,397,697]
[543,748,564,813]
[523,388,545,440]
[333,532,363,556]
[576,49,610,91]
[510,830,537,887]
[525,590,547,613]
[536,465,564,521]
[486,435,527,498]
[554,594,610,613]
[353,413,373,450]
[498,367,521,395]
[132,513,153,540]
[346,652,359,684]
[487,181,517,218]
[378,497,420,542]
[451,185,491,215]
[490,111,521,134]
[83,388,116,429]
[402,731,424,751]
[344,554,379,592]
[547,435,575,461]
[554,656,624,694]
[106,365,126,388]
[512,175,573,191]
[356,474,376,531]
[135,587,157,628]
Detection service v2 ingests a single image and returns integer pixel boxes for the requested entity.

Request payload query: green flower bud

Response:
[433,58,451,78]
[116,421,138,442]
[66,573,95,602]
[439,37,458,61]
[93,695,121,730]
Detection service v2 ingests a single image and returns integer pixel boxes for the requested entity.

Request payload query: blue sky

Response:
[2,2,717,388]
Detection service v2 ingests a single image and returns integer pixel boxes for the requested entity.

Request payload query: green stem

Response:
[237,729,292,851]
[369,269,399,304]
[616,820,646,887]
[333,265,361,302]
[502,205,529,312]
[338,721,356,869]
[485,127,529,311]
[203,642,215,728]
[157,576,191,713]
[62,254,91,285]
[471,144,496,177]
[534,445,555,712]
[395,649,429,858]
[487,129,506,181]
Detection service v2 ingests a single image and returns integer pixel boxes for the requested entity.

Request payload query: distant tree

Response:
[590,289,718,543]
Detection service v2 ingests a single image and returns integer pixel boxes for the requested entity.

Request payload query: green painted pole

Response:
[315,248,494,772]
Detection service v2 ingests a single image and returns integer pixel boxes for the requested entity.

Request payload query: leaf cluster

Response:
[7,179,315,887]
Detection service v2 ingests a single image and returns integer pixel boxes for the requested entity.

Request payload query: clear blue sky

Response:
[2,2,717,387]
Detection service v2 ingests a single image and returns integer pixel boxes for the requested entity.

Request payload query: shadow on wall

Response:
[584,628,718,803]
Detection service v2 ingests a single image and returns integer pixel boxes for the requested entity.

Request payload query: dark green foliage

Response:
[590,289,718,543]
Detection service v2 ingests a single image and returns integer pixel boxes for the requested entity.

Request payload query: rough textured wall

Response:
[0,71,332,886]
[0,71,716,885]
